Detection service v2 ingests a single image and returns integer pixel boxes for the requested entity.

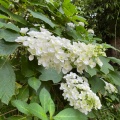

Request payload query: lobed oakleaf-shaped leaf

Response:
[108,71,120,86]
[100,56,114,74]
[39,68,63,83]
[28,103,48,120]
[0,40,19,56]
[54,108,87,120]
[28,77,41,92]
[89,76,105,93]
[86,66,97,77]
[109,57,120,65]
[0,59,15,104]
[28,9,56,28]
[12,100,30,115]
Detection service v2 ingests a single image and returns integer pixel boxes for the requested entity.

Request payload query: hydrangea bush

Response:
[15,27,105,74]
[0,0,120,119]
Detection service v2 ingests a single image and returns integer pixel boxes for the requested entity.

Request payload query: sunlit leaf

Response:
[54,108,87,120]
[12,100,30,115]
[39,87,51,113]
[28,103,48,120]
[28,9,56,28]
[28,77,41,92]
[39,87,55,117]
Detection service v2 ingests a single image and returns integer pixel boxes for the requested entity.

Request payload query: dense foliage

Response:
[75,0,120,58]
[76,0,120,39]
[0,0,120,119]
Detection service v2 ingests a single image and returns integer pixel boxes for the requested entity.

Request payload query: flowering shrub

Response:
[14,26,118,116]
[104,81,118,94]
[0,0,120,120]
[15,27,105,74]
[60,72,102,114]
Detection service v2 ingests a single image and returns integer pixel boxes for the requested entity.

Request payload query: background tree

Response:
[75,0,120,58]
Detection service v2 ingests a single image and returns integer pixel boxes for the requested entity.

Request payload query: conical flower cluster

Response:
[15,27,106,74]
[60,72,102,114]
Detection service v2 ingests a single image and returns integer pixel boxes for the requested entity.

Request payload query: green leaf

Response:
[48,98,55,118]
[0,22,20,32]
[39,87,55,117]
[109,57,120,65]
[63,1,77,17]
[28,9,56,28]
[0,59,15,104]
[0,5,27,25]
[17,85,29,102]
[0,0,9,8]
[72,15,87,23]
[12,100,30,115]
[103,43,120,52]
[7,116,27,120]
[0,40,19,56]
[5,22,20,32]
[28,77,41,92]
[28,103,48,120]
[0,29,20,42]
[0,14,10,19]
[67,29,79,39]
[39,67,63,83]
[87,66,97,77]
[0,22,4,28]
[59,7,64,14]
[89,76,105,93]
[54,108,87,120]
[87,111,96,118]
[93,37,102,42]
[21,56,34,77]
[39,87,51,112]
[108,71,120,86]
[100,56,114,74]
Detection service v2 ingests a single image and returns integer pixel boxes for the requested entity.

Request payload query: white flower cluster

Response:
[104,81,118,94]
[15,27,106,74]
[67,22,94,34]
[12,0,19,3]
[67,22,75,28]
[60,72,102,114]
[88,29,94,34]
[78,22,85,27]
[67,22,85,28]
